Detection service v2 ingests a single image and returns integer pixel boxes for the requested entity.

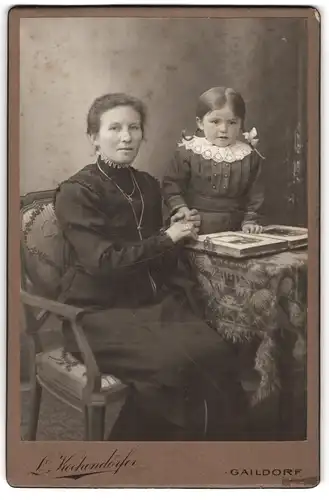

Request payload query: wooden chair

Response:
[20,189,128,441]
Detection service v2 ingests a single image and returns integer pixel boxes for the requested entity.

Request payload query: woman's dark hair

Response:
[196,86,246,130]
[87,93,147,137]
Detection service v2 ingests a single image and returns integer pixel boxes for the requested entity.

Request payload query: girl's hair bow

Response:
[243,127,266,160]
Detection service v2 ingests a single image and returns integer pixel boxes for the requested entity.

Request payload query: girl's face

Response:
[92,105,143,164]
[197,104,241,148]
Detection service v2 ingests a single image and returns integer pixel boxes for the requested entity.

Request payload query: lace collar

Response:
[178,136,252,163]
[96,150,131,169]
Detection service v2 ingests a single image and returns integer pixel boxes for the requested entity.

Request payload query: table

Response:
[184,248,307,418]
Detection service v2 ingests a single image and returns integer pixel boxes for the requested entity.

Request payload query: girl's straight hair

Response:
[196,86,246,130]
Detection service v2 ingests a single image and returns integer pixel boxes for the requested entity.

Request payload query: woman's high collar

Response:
[96,150,132,169]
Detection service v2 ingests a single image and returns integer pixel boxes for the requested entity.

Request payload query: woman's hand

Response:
[242,223,263,234]
[165,221,198,243]
[171,207,201,232]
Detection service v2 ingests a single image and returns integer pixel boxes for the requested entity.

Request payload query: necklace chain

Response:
[96,159,157,297]
[96,159,144,238]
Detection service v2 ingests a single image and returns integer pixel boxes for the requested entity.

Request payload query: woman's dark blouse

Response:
[162,137,264,228]
[54,161,177,309]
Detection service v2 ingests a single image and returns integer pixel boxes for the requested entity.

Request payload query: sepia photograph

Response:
[7,5,319,488]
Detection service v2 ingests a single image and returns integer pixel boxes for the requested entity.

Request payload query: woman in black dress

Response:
[54,93,247,441]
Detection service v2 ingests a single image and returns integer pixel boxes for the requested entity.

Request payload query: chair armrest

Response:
[20,289,102,394]
[20,289,84,320]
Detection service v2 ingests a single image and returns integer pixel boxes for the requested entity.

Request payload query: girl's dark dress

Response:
[162,136,264,234]
[54,158,247,440]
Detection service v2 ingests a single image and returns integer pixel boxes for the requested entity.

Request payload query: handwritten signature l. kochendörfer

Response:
[30,449,137,480]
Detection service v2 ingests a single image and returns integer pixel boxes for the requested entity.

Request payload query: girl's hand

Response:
[171,207,201,232]
[242,223,263,234]
[170,206,191,224]
[165,221,198,243]
[185,208,201,231]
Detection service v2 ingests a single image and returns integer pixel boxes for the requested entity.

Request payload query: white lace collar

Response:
[178,136,252,163]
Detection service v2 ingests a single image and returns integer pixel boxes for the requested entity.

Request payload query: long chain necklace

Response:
[96,159,144,238]
[97,159,136,200]
[96,159,157,295]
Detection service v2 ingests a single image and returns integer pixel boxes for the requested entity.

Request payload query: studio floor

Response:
[20,383,123,441]
[20,382,306,442]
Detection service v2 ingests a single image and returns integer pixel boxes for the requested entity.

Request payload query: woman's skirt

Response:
[64,289,246,431]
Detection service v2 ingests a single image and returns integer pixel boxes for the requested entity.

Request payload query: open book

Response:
[185,225,308,259]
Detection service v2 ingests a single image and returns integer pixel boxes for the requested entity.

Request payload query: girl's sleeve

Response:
[242,153,264,226]
[162,147,191,215]
[54,181,175,278]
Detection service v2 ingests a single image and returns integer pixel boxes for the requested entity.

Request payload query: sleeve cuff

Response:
[242,213,261,226]
[166,195,188,214]
[157,230,175,248]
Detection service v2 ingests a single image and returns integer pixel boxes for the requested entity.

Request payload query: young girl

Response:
[162,87,264,235]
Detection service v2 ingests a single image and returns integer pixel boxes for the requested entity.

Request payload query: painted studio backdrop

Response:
[20,17,307,226]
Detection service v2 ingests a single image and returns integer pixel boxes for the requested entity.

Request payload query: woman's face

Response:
[197,104,241,148]
[93,105,143,164]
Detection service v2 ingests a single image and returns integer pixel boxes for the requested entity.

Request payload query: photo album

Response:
[187,225,308,258]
